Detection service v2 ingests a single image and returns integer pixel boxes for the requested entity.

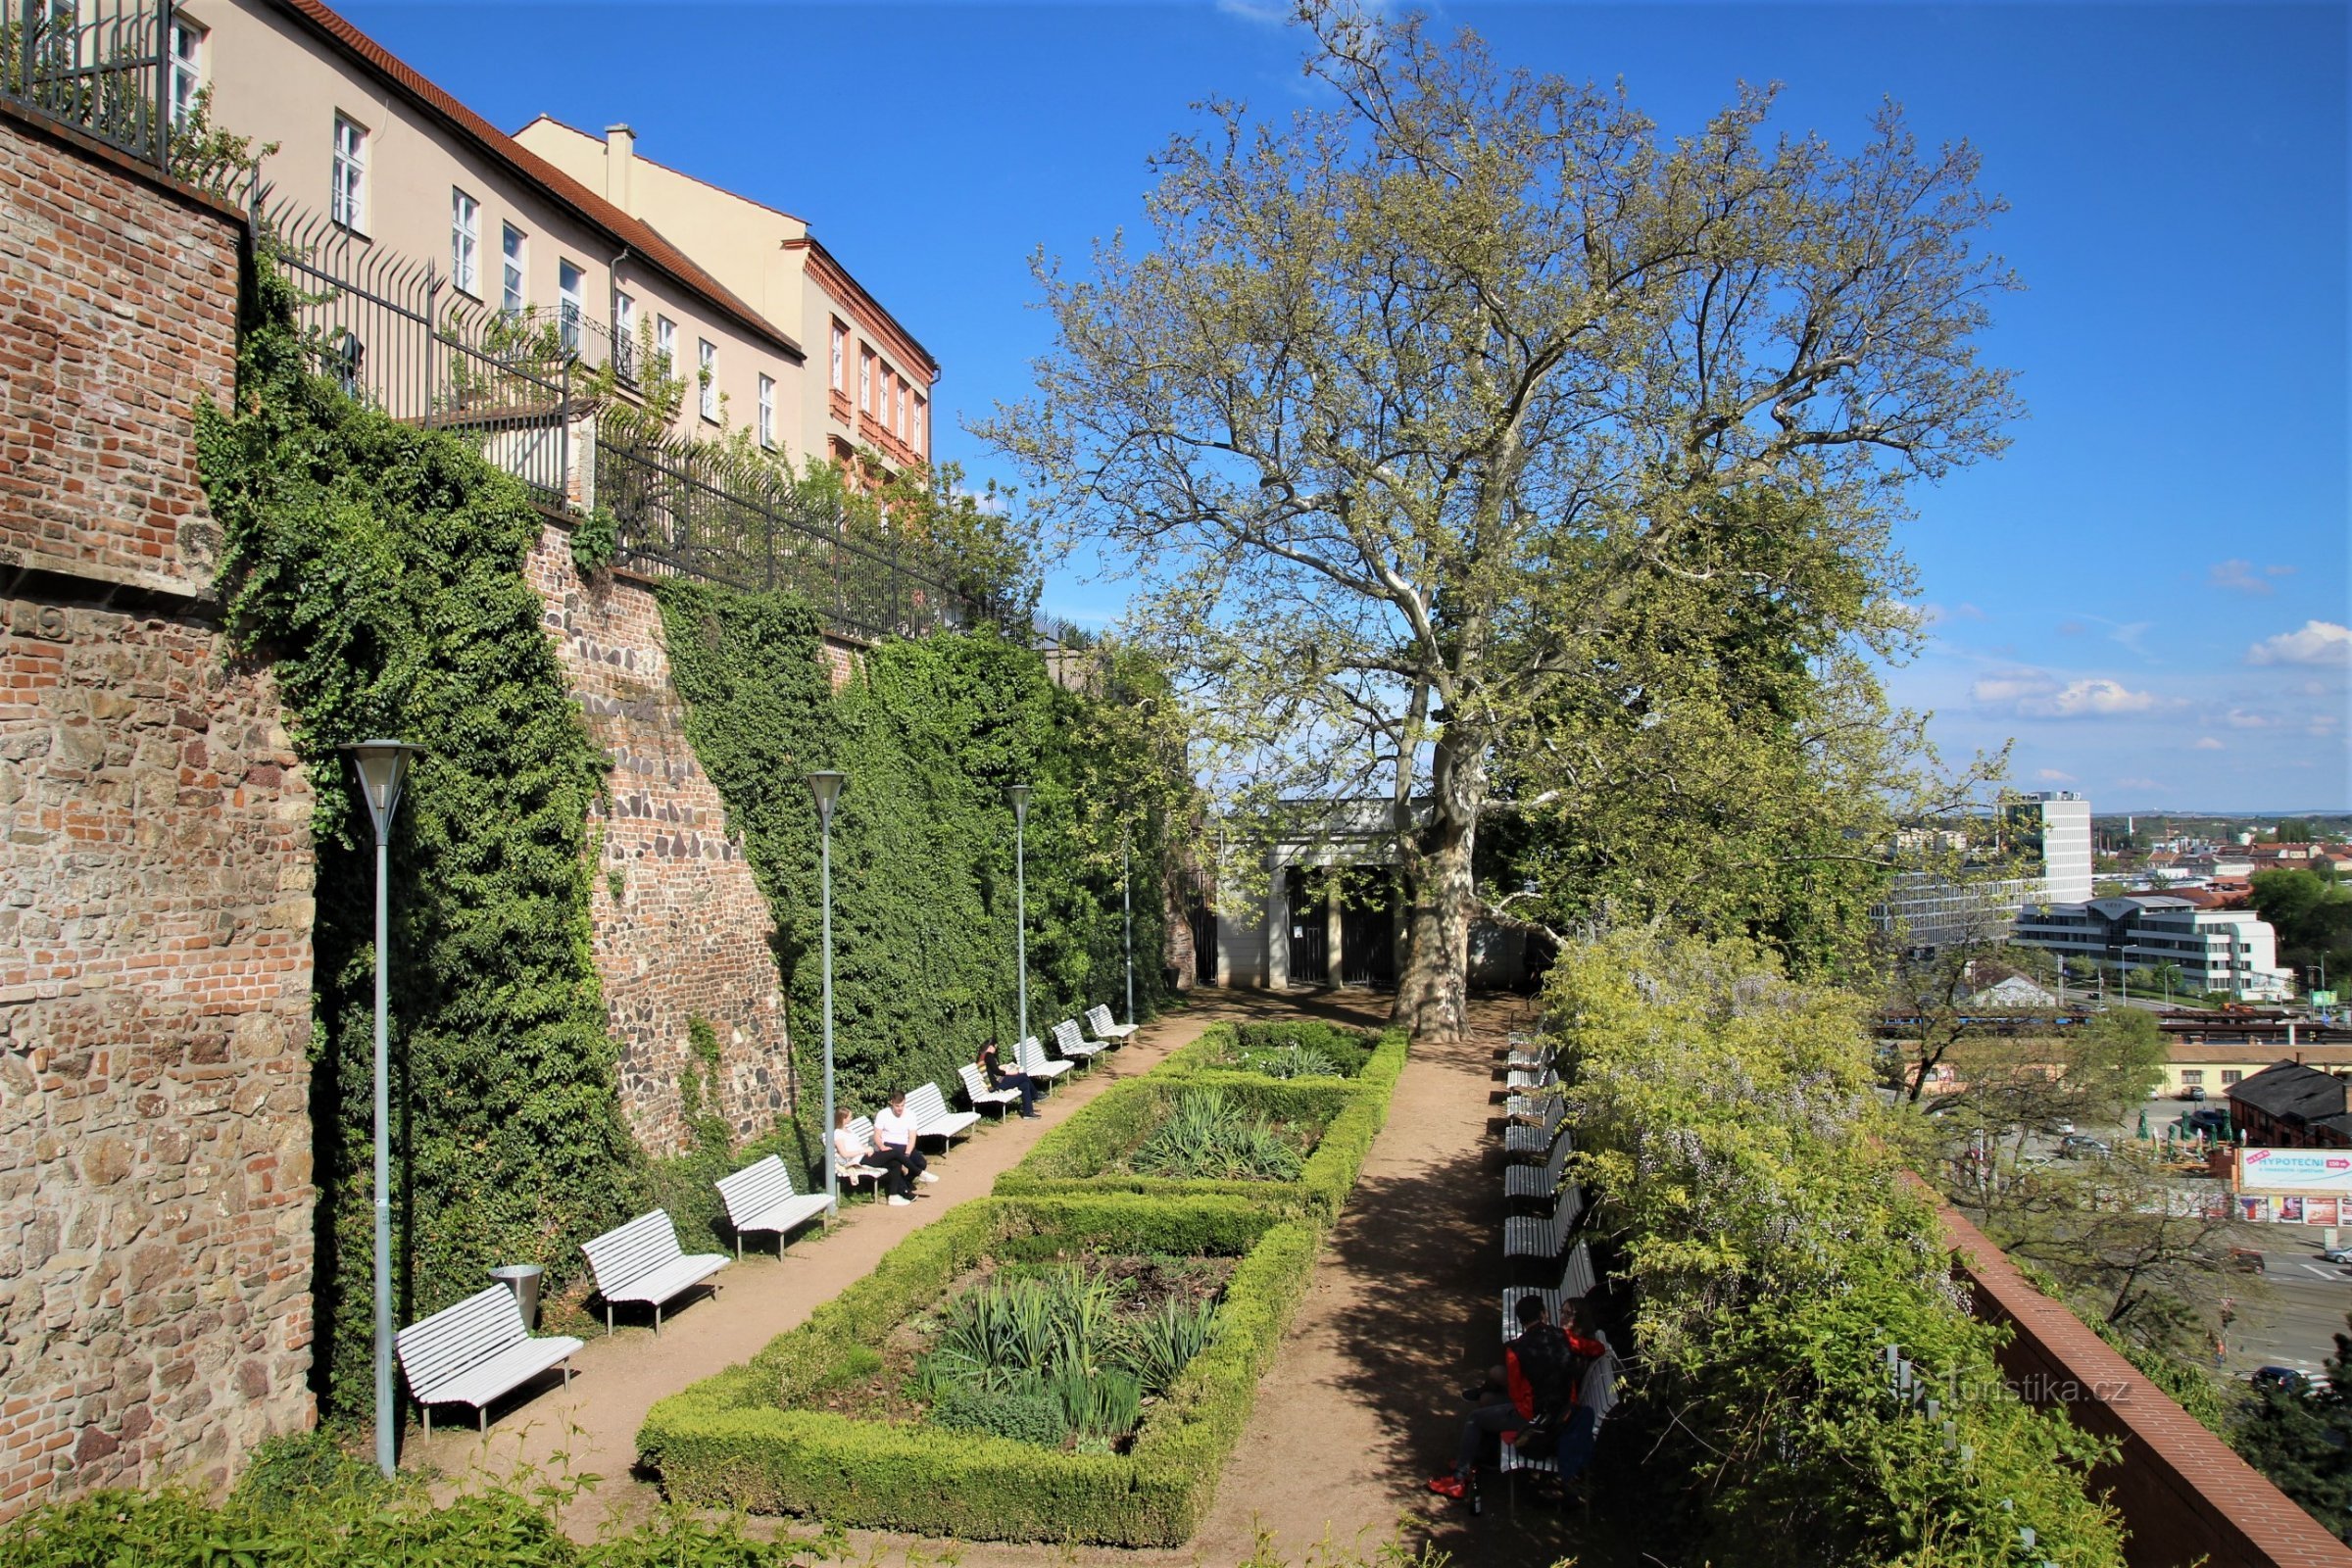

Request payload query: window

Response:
[501,224,526,314]
[330,115,367,231]
[449,189,480,296]
[858,347,872,415]
[2223,1070,2243,1086]
[757,374,775,449]
[655,315,675,373]
[2180,1070,2205,1086]
[829,319,847,392]
[558,261,584,353]
[895,377,907,440]
[911,391,926,455]
[697,339,716,421]
[612,291,637,381]
[168,20,203,127]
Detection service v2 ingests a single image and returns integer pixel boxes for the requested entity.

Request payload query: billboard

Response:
[2239,1148,2352,1195]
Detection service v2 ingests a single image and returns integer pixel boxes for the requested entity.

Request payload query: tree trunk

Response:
[1393,730,1483,1043]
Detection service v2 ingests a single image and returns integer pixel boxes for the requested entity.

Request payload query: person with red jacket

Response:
[1430,1296,1605,1499]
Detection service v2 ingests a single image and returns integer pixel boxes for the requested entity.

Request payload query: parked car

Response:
[2230,1248,2268,1274]
[2057,1134,2112,1158]
[2180,1085,2208,1102]
[2320,1246,2352,1265]
[2251,1365,2309,1393]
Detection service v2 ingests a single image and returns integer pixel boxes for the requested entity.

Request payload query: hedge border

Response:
[1155,1019,1384,1079]
[994,1024,1408,1221]
[637,1195,1318,1545]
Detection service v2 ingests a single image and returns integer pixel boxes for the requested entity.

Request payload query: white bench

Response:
[1506,1063,1557,1093]
[1505,1036,1550,1071]
[1502,1240,1596,1339]
[1504,1083,1564,1120]
[1086,1004,1138,1043]
[1051,1017,1109,1061]
[1503,1125,1573,1203]
[958,1061,1023,1117]
[836,1115,887,1194]
[1016,1035,1073,1084]
[395,1284,582,1435]
[1503,1096,1566,1158]
[905,1082,979,1148]
[714,1155,831,1259]
[1503,1185,1585,1263]
[580,1210,728,1334]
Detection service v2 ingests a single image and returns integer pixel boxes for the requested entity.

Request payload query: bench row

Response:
[397,1005,1144,1435]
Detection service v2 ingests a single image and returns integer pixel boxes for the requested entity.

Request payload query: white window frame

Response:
[655,316,676,374]
[698,339,717,422]
[829,319,846,392]
[168,19,203,128]
[858,348,871,415]
[450,189,480,296]
[912,391,927,456]
[330,114,368,232]
[757,374,775,449]
[501,224,526,315]
[612,291,637,381]
[558,261,585,353]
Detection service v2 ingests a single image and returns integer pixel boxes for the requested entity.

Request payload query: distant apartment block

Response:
[513,119,937,477]
[2012,895,2294,1002]
[1872,791,2094,954]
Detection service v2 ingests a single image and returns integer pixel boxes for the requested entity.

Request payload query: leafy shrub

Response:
[1128,1089,1304,1181]
[1161,1020,1377,1078]
[230,1430,383,1510]
[1232,1044,1344,1079]
[638,1197,1322,1544]
[926,1268,1121,1392]
[932,1382,1068,1446]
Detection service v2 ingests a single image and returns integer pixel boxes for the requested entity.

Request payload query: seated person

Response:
[1431,1296,1606,1499]
[873,1091,938,1198]
[976,1038,1040,1118]
[833,1108,916,1207]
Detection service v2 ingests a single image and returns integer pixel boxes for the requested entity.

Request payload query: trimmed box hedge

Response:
[1156,1018,1388,1079]
[637,1195,1318,1545]
[996,1025,1407,1220]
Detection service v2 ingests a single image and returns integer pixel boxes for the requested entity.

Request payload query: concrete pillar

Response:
[1266,863,1291,990]
[1326,874,1346,987]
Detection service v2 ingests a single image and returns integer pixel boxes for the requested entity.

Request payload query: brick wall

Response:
[0,110,317,1518]
[1935,1196,2352,1566]
[523,530,794,1157]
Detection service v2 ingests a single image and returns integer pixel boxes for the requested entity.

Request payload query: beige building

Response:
[513,117,938,476]
[170,0,810,466]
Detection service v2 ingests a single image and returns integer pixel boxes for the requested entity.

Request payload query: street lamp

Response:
[344,739,423,1480]
[1007,785,1031,1048]
[1122,820,1134,1030]
[808,771,847,1215]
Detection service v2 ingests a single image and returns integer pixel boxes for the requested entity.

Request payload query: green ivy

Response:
[651,581,1180,1171]
[196,258,644,1427]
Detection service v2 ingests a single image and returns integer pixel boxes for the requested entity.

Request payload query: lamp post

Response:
[1122,821,1134,1029]
[808,771,847,1215]
[344,739,423,1480]
[1007,785,1031,1048]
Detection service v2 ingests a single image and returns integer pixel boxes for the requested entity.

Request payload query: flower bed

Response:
[1158,1019,1387,1079]
[637,1195,1317,1545]
[995,1025,1406,1220]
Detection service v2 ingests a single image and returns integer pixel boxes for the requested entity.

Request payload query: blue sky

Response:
[344,1,2349,813]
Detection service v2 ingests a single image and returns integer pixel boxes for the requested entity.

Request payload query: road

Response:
[2223,1246,2352,1386]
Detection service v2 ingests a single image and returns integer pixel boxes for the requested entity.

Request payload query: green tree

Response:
[980,3,2019,1040]
[2251,868,2352,988]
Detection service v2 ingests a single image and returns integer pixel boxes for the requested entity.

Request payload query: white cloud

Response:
[2210,559,2272,595]
[2248,620,2352,667]
[2193,737,2224,751]
[2266,564,2299,578]
[2225,707,2271,729]
[1971,669,2058,705]
[2018,679,2161,718]
[1952,603,1987,622]
[2034,768,2078,783]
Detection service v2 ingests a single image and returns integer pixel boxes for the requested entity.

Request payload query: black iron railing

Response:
[2,0,172,172]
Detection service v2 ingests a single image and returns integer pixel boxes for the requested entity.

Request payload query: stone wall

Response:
[0,108,317,1518]
[523,531,794,1157]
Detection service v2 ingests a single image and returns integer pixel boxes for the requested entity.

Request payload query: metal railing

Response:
[2,0,172,172]
[255,195,1002,639]
[594,424,1002,641]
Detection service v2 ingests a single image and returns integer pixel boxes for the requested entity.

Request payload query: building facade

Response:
[512,119,938,476]
[2012,895,2294,1001]
[1872,791,2094,955]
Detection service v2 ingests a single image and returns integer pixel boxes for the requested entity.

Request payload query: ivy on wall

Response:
[196,261,644,1424]
[653,582,1181,1154]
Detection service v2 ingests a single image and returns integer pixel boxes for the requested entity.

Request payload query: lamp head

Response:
[344,740,424,844]
[808,770,848,829]
[1005,783,1031,827]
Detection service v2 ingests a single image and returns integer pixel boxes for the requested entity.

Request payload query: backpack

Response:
[1507,1326,1600,1461]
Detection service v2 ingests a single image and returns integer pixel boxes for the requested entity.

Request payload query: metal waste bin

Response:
[489,1264,544,1331]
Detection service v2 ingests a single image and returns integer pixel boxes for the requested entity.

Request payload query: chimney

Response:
[605,124,635,213]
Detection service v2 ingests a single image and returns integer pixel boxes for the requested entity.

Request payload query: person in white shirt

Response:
[834,1108,914,1206]
[870,1093,937,1201]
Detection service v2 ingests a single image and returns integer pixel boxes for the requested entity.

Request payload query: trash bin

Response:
[489,1264,544,1331]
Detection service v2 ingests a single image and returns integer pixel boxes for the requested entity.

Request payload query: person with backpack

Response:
[1430,1296,1606,1500]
